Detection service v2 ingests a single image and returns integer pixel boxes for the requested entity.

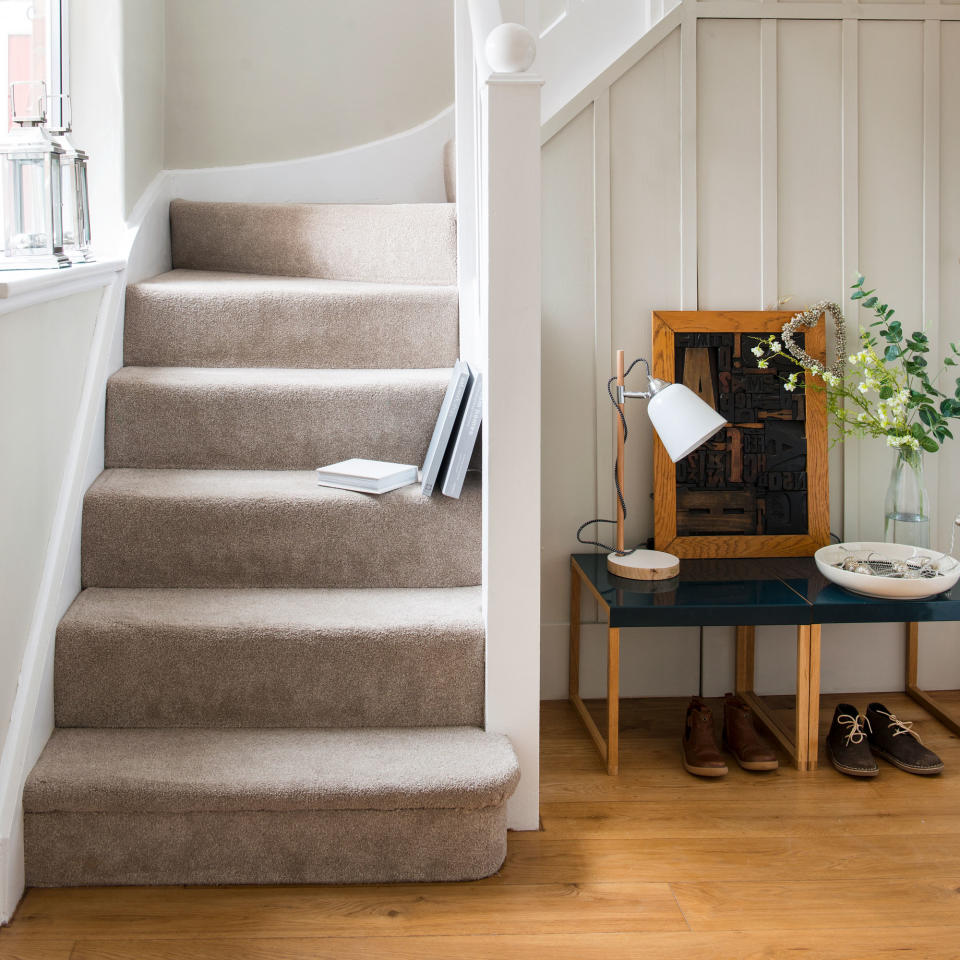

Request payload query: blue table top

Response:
[572,553,960,628]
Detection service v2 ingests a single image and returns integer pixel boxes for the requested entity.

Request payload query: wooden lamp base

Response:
[607,549,680,581]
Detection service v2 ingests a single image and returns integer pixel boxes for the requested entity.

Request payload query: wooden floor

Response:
[3,691,960,959]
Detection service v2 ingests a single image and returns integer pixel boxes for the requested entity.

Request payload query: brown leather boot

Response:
[682,697,728,777]
[723,693,778,771]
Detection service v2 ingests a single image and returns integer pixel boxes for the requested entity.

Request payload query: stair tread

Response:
[81,469,481,589]
[129,268,458,298]
[25,726,519,814]
[62,585,482,634]
[124,270,459,370]
[108,365,454,389]
[85,467,477,502]
[106,366,452,470]
[170,200,457,285]
[55,586,485,727]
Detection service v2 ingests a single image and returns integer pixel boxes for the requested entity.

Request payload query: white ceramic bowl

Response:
[814,542,960,600]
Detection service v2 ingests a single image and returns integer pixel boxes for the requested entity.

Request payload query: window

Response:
[0,0,64,129]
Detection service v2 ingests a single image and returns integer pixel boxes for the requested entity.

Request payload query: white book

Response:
[440,372,483,499]
[421,360,472,497]
[316,458,418,495]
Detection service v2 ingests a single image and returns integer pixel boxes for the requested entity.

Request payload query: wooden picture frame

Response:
[652,310,830,559]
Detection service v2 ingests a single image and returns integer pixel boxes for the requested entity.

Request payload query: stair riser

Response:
[81,480,481,589]
[123,281,459,369]
[55,626,484,728]
[105,375,448,470]
[171,201,457,285]
[25,806,507,886]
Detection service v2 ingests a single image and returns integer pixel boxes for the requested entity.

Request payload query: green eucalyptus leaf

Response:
[880,385,894,399]
[863,296,878,308]
[911,423,926,440]
[920,436,940,453]
[884,345,900,361]
[851,289,866,300]
[919,406,937,428]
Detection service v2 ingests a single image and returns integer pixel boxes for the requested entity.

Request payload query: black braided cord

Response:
[576,357,649,556]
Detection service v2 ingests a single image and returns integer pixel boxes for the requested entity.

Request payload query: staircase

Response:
[22,199,519,886]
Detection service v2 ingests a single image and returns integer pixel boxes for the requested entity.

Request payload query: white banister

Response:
[456,0,542,831]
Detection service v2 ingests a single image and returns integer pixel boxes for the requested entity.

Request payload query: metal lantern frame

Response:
[0,80,70,270]
[47,93,92,263]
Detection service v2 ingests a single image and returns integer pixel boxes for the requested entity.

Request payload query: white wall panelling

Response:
[541,2,960,701]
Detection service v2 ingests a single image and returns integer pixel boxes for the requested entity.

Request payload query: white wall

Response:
[0,290,103,755]
[542,11,960,701]
[163,0,454,169]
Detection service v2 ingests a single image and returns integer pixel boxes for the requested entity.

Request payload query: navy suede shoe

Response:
[866,702,944,776]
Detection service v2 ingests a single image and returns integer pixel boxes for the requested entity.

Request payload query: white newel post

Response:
[480,68,543,831]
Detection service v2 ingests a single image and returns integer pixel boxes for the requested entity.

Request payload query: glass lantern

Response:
[47,94,93,263]
[0,81,70,270]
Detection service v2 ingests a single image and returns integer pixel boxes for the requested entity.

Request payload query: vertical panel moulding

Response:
[923,18,941,539]
[841,18,860,540]
[857,20,925,542]
[594,90,615,532]
[680,13,698,309]
[697,18,762,308]
[760,18,778,310]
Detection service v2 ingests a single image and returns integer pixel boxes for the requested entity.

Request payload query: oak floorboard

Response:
[5,882,685,941]
[61,928,960,960]
[494,833,960,884]
[672,878,960,932]
[539,798,960,838]
[0,940,73,960]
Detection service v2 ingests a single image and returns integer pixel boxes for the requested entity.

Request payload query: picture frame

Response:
[652,310,830,559]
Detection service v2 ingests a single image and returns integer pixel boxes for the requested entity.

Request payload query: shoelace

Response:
[875,708,923,742]
[837,712,871,746]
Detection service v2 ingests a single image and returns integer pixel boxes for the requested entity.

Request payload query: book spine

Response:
[442,375,483,499]
[421,370,469,497]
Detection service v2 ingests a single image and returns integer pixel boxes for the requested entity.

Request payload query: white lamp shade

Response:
[647,383,727,462]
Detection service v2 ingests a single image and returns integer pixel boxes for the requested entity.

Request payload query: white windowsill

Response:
[0,257,125,315]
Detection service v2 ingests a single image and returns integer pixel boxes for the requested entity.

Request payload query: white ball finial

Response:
[484,22,536,74]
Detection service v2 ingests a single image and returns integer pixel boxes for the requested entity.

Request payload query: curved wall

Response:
[164,0,454,169]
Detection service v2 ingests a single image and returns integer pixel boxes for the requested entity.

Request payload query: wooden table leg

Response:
[804,624,821,771]
[607,626,620,775]
[569,563,581,700]
[735,625,756,695]
[795,625,812,770]
[568,560,612,769]
[905,621,960,736]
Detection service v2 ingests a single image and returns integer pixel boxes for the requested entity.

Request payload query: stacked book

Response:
[315,360,482,499]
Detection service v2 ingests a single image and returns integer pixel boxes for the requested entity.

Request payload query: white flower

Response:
[857,412,868,423]
[823,372,840,387]
[770,341,782,354]
[751,345,764,358]
[758,359,768,369]
[784,382,796,392]
[858,381,869,394]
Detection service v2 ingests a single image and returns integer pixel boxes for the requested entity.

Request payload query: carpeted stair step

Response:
[106,366,451,469]
[23,726,519,886]
[81,469,481,589]
[124,270,459,369]
[170,200,457,285]
[55,586,484,728]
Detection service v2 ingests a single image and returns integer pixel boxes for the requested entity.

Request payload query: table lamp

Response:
[607,349,727,580]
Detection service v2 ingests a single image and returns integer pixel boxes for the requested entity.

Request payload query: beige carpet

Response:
[23,199,518,886]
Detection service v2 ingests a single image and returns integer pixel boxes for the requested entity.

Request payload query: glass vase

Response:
[884,447,930,548]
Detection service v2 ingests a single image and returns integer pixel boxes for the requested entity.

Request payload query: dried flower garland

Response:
[780,300,847,382]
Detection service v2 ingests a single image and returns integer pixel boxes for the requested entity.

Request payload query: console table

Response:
[570,552,960,775]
